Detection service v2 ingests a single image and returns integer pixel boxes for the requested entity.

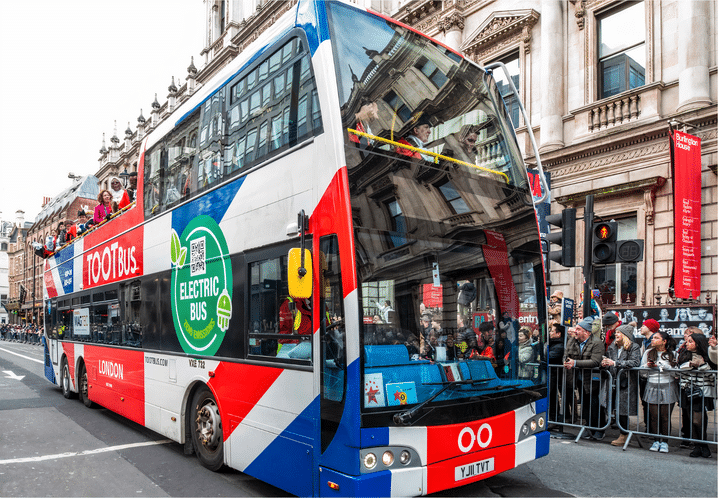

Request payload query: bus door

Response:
[315,234,353,481]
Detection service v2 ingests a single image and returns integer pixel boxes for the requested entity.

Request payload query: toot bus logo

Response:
[170,216,232,356]
[84,232,143,288]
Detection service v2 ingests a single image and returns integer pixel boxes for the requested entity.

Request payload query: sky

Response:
[0,0,205,223]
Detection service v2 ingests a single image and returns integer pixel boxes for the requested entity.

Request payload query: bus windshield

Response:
[327,2,545,425]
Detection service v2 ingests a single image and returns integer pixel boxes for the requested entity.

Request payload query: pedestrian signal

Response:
[592,222,617,264]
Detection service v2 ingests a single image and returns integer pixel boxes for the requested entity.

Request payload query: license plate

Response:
[455,457,494,481]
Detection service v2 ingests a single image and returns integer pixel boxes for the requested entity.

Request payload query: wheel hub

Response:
[196,403,220,447]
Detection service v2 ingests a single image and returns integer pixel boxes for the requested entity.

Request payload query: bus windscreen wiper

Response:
[393,379,490,426]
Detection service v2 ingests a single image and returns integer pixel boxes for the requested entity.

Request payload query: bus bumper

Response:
[318,431,549,497]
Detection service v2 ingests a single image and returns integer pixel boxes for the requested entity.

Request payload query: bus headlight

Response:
[382,451,394,466]
[363,452,377,470]
[530,420,537,431]
[538,416,545,429]
[399,450,411,465]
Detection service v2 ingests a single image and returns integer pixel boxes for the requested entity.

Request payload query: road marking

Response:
[0,346,44,364]
[0,439,174,464]
[2,370,25,381]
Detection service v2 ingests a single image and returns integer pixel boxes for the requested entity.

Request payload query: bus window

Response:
[248,252,312,362]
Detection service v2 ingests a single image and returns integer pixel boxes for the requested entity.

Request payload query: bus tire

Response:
[61,359,75,399]
[191,385,224,471]
[79,364,94,408]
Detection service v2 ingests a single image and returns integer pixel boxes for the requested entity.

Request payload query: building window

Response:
[490,51,520,128]
[386,199,408,248]
[438,180,470,214]
[593,216,638,305]
[598,2,645,99]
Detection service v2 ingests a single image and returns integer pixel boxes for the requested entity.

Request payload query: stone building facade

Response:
[5,212,32,325]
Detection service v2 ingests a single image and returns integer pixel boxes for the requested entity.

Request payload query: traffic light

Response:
[616,239,644,262]
[592,221,617,264]
[545,208,576,267]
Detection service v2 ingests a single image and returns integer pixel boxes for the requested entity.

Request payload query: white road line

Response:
[0,439,174,464]
[0,346,44,364]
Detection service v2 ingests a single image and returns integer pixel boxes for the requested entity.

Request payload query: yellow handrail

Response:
[347,128,509,183]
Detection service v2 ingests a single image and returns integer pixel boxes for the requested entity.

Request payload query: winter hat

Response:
[602,311,620,326]
[643,319,660,333]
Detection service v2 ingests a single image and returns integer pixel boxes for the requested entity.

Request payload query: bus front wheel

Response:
[191,385,224,471]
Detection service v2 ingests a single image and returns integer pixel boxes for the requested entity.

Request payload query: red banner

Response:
[482,231,520,317]
[672,131,702,299]
[422,283,444,308]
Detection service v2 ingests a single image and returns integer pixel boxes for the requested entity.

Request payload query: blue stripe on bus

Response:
[318,466,392,498]
[295,0,330,56]
[535,397,547,415]
[534,430,550,459]
[243,396,318,497]
[361,427,389,447]
[170,176,245,237]
[53,243,76,295]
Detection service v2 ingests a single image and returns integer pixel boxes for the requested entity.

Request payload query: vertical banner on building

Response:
[671,130,702,299]
[482,230,520,317]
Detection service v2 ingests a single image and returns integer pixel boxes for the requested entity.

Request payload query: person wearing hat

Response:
[602,311,621,351]
[396,115,432,161]
[564,316,605,440]
[67,210,89,240]
[548,290,563,323]
[600,324,642,447]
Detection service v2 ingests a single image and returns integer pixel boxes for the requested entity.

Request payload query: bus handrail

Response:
[347,127,510,183]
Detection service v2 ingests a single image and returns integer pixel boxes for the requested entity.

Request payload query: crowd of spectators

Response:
[547,289,717,458]
[0,323,43,345]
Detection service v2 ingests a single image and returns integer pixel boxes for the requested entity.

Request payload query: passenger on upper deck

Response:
[55,221,68,247]
[94,189,117,224]
[395,115,432,161]
[67,210,89,240]
[110,176,131,210]
[126,172,138,203]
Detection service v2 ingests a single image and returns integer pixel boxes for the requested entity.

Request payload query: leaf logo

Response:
[170,230,187,267]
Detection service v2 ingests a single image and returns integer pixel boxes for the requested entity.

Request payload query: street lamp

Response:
[119,167,130,188]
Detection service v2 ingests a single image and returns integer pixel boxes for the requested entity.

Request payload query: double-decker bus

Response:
[42,1,549,495]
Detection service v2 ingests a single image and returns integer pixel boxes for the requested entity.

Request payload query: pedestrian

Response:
[547,322,565,427]
[640,331,679,453]
[677,330,716,458]
[600,324,641,447]
[636,318,660,430]
[564,316,605,440]
[602,311,621,351]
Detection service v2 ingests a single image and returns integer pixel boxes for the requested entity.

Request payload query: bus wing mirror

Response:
[288,248,312,299]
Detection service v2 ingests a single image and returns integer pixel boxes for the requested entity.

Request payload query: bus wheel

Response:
[61,360,75,399]
[79,364,93,408]
[191,385,224,471]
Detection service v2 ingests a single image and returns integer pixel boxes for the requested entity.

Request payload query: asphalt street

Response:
[0,340,716,497]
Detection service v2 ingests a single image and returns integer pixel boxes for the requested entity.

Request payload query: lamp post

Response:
[119,167,130,188]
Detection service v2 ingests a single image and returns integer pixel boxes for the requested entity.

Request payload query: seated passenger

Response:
[56,221,68,247]
[395,116,432,161]
[110,176,131,210]
[94,189,117,224]
[44,228,57,253]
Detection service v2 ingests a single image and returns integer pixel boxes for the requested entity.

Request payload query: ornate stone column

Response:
[677,0,711,112]
[540,0,564,151]
[440,13,464,52]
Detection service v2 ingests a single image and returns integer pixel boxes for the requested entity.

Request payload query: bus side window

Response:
[248,251,312,362]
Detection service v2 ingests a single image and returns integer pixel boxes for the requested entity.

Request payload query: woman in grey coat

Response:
[600,324,642,447]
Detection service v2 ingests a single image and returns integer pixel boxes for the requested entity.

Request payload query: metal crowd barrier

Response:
[547,364,718,450]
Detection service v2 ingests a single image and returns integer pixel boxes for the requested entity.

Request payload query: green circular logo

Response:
[170,215,232,356]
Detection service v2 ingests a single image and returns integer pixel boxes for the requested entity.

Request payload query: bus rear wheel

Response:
[191,385,224,471]
[61,360,75,399]
[78,364,93,408]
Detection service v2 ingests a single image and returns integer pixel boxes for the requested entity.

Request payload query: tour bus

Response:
[42,1,549,495]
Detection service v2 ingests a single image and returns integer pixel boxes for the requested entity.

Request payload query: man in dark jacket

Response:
[547,322,565,427]
[564,317,605,439]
